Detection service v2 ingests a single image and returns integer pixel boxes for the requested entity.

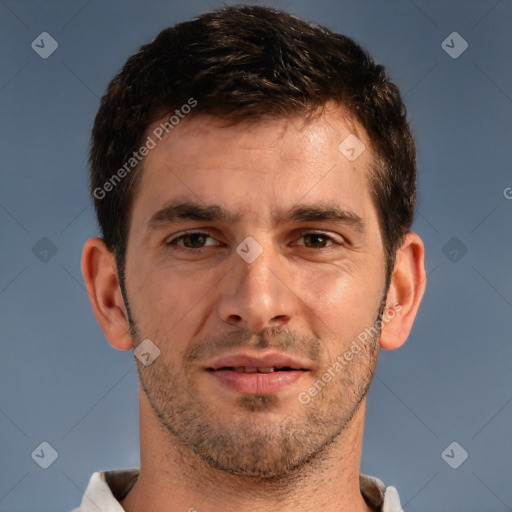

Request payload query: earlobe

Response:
[379,232,427,350]
[81,237,133,351]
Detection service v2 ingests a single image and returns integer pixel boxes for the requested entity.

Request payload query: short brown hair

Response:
[89,4,416,291]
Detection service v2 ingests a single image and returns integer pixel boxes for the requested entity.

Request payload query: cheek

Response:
[125,259,180,327]
[296,263,382,334]
[129,261,217,338]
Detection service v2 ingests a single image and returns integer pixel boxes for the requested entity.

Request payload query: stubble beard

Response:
[126,299,384,481]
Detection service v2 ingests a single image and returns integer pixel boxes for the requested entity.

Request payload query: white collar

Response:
[73,469,403,512]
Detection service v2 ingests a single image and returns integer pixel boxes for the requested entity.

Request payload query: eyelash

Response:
[165,230,346,251]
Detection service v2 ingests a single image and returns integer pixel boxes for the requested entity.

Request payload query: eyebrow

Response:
[146,200,365,233]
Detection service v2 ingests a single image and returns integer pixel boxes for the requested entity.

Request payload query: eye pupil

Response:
[304,234,327,248]
[183,233,206,248]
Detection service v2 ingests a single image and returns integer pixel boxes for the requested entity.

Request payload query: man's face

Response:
[123,106,389,478]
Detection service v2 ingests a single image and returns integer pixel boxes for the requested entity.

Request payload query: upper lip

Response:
[207,351,311,371]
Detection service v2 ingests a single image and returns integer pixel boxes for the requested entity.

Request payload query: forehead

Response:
[129,105,379,236]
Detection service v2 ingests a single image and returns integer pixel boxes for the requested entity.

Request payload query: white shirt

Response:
[71,469,404,511]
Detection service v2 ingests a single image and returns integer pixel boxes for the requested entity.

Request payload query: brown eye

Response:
[167,232,217,249]
[302,233,332,248]
[295,231,344,249]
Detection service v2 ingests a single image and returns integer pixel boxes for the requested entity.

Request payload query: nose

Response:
[216,240,297,333]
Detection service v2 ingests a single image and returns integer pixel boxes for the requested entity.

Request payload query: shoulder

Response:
[71,468,139,512]
[360,473,403,512]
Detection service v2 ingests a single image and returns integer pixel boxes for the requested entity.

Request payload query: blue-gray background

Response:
[1,1,511,511]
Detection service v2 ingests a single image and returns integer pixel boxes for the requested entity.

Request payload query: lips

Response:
[206,352,310,395]
[207,353,310,372]
[229,366,285,373]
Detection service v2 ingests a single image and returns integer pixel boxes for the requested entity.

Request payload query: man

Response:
[76,4,426,512]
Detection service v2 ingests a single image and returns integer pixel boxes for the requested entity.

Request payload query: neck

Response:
[120,388,374,512]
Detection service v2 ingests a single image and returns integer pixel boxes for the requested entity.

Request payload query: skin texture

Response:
[82,103,426,512]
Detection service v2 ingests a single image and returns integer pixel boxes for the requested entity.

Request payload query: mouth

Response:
[209,365,306,373]
[206,352,310,395]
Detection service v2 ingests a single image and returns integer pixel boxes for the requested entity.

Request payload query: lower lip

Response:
[208,369,306,395]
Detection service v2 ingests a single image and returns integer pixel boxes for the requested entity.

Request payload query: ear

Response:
[379,231,426,350]
[81,237,133,351]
